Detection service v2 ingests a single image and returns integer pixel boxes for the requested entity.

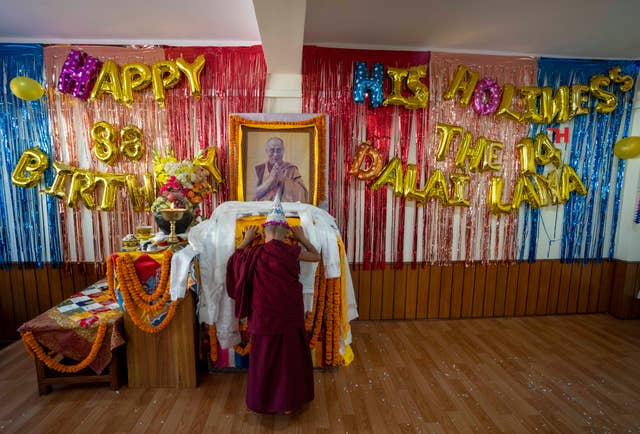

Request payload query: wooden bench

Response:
[18,281,126,395]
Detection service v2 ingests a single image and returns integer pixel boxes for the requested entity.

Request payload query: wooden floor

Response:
[1,314,639,433]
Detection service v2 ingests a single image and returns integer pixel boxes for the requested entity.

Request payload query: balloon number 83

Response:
[91,121,144,165]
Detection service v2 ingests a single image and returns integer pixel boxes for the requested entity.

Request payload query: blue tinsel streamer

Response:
[0,44,62,267]
[520,58,640,263]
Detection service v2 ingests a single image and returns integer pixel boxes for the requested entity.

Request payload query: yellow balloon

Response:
[405,65,429,110]
[488,176,513,215]
[11,147,49,187]
[176,55,206,98]
[94,172,127,211]
[67,169,96,209]
[121,63,152,106]
[10,76,45,101]
[89,60,123,103]
[91,121,119,165]
[371,157,404,196]
[194,147,223,185]
[151,60,181,107]
[403,164,426,204]
[120,125,144,161]
[382,67,409,107]
[614,137,640,159]
[126,173,154,212]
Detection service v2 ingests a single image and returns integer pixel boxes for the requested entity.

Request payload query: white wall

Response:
[614,87,640,261]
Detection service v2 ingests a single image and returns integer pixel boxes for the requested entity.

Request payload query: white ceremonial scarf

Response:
[187,201,357,349]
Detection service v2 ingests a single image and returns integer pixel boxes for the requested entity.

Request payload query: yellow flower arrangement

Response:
[151,149,214,219]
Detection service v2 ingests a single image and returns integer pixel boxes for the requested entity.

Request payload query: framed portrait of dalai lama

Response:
[229,114,328,206]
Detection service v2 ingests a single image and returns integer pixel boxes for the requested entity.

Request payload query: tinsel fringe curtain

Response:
[302,47,536,267]
[0,44,62,267]
[520,58,640,263]
[302,46,430,269]
[43,45,265,264]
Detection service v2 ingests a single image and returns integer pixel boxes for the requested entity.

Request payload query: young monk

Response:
[226,197,321,414]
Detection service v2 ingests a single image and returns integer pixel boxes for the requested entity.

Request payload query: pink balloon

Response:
[57,50,102,100]
[472,77,501,115]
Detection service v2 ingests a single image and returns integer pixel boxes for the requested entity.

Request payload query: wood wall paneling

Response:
[0,268,15,341]
[426,265,440,319]
[536,262,552,315]
[482,263,497,317]
[403,265,419,320]
[471,263,486,318]
[1,260,637,340]
[525,261,540,316]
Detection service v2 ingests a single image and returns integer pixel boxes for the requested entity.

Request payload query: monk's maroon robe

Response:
[226,239,314,413]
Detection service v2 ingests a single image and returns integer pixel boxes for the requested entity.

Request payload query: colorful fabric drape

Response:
[17,280,124,374]
[0,44,62,266]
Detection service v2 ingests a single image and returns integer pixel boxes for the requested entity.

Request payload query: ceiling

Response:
[1,0,639,69]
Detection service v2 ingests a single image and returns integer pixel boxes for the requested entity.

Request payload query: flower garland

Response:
[331,278,342,366]
[319,277,343,367]
[234,321,251,356]
[325,278,335,366]
[113,253,181,334]
[305,262,322,332]
[207,322,251,361]
[20,322,108,373]
[115,252,173,313]
[107,256,115,299]
[208,324,218,363]
[308,263,327,349]
[118,274,180,334]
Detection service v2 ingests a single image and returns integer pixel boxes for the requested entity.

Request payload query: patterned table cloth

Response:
[18,280,125,374]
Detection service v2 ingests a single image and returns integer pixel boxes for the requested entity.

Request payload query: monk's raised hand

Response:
[290,225,306,241]
[244,225,260,241]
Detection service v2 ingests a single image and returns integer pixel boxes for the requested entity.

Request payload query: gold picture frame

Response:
[229,114,327,205]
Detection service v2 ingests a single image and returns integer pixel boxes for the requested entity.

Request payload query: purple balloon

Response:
[472,77,501,115]
[57,50,102,100]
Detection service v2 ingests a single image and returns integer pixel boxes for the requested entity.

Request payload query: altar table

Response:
[107,250,198,387]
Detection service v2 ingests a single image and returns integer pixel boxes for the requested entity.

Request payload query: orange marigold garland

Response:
[308,263,327,350]
[324,278,335,366]
[305,262,322,333]
[20,322,108,374]
[113,253,181,334]
[208,324,218,363]
[119,277,180,334]
[115,253,172,313]
[106,256,116,299]
[331,278,342,365]
[234,321,251,356]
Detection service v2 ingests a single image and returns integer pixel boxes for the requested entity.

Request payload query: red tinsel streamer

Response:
[302,46,430,269]
[428,53,536,263]
[163,46,266,210]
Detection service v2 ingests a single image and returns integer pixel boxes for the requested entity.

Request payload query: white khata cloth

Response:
[183,201,358,349]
